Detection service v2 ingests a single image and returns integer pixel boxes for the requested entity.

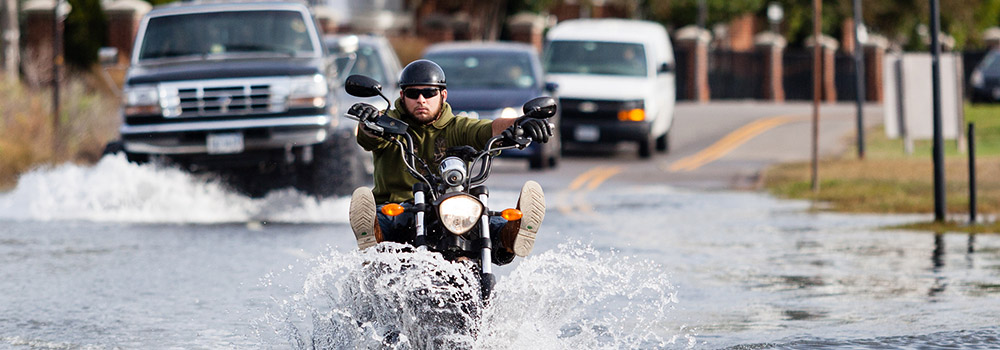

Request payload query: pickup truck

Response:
[110,1,364,197]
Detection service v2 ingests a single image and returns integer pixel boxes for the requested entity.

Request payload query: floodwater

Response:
[1,155,998,349]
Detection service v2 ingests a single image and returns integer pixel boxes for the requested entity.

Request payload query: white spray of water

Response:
[263,242,694,350]
[0,154,349,224]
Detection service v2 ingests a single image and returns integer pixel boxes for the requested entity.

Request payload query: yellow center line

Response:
[668,115,802,172]
[556,166,623,217]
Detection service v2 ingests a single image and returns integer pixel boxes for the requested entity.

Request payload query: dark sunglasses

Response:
[403,88,441,99]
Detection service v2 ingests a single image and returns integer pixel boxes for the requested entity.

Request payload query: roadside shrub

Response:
[0,75,119,190]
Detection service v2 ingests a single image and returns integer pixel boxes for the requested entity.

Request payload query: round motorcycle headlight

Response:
[438,194,484,235]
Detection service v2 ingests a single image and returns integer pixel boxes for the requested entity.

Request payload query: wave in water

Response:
[262,242,694,350]
[0,154,350,224]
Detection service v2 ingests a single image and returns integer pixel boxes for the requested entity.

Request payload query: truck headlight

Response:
[288,74,328,109]
[123,85,161,116]
[438,194,483,235]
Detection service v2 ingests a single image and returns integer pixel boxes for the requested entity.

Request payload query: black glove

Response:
[513,117,552,144]
[348,102,380,122]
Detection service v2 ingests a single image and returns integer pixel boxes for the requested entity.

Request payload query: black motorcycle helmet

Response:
[399,59,447,89]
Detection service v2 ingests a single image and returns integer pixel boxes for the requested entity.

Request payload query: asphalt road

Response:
[487,100,885,194]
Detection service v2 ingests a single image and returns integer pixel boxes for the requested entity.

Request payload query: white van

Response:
[543,19,675,158]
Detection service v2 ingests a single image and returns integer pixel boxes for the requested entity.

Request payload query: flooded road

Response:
[1,156,999,349]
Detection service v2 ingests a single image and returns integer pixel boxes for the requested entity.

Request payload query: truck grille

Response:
[178,85,270,116]
[160,78,286,118]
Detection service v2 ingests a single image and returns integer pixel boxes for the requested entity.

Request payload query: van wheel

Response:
[656,130,669,153]
[638,133,654,159]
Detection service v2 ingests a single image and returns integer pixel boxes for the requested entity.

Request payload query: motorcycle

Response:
[342,74,556,301]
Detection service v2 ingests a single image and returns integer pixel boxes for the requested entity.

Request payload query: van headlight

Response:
[438,194,483,235]
[288,74,329,109]
[123,85,161,116]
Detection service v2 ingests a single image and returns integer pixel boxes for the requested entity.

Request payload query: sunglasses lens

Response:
[405,88,439,99]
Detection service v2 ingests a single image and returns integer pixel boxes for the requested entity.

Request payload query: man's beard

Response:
[410,99,443,125]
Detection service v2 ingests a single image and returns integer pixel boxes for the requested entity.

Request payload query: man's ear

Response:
[440,89,447,102]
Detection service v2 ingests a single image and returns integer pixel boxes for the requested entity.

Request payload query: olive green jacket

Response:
[357,98,493,203]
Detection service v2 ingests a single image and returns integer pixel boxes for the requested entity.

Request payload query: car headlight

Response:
[288,74,329,108]
[972,70,984,88]
[499,107,518,119]
[123,85,161,116]
[438,194,483,235]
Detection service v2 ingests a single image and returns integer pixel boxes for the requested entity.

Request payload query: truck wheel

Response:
[298,136,365,198]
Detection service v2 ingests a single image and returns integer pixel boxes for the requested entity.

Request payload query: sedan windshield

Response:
[139,10,316,61]
[545,41,646,77]
[425,52,536,89]
[334,45,388,85]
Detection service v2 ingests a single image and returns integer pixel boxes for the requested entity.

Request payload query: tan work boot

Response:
[502,180,545,257]
[349,187,381,249]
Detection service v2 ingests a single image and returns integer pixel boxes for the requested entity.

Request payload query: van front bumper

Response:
[560,118,651,143]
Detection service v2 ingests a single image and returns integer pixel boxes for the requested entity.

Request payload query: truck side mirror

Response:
[99,47,119,66]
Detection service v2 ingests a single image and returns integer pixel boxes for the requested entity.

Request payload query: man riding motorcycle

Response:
[348,59,552,264]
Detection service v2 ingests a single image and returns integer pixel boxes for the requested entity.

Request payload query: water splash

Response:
[0,154,349,224]
[263,242,693,349]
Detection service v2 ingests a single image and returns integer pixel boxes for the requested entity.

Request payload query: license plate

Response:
[207,132,244,154]
[575,125,600,142]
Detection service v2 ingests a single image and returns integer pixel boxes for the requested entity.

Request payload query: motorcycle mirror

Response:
[522,96,557,119]
[345,75,382,97]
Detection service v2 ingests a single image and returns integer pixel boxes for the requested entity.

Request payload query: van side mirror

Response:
[99,47,119,66]
[658,62,674,74]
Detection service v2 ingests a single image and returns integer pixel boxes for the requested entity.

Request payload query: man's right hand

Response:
[348,103,380,123]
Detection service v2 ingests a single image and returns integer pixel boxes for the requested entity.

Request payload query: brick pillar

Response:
[755,31,786,102]
[675,25,711,102]
[105,0,150,63]
[507,12,548,53]
[864,34,889,102]
[807,34,839,103]
[23,0,69,85]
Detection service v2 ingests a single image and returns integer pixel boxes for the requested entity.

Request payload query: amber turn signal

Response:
[501,208,523,221]
[381,203,405,216]
[617,108,645,121]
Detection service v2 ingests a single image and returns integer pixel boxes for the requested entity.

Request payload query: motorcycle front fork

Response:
[411,183,495,301]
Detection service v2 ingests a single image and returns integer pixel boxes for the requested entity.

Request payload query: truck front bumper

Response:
[121,115,332,155]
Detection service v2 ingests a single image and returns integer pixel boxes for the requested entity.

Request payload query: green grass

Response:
[761,103,1000,234]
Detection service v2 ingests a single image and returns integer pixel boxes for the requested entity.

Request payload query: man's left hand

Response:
[514,117,552,143]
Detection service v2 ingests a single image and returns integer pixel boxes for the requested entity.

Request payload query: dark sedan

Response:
[423,42,560,170]
[971,49,1000,103]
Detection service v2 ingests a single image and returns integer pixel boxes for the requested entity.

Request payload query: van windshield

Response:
[544,41,646,77]
[139,10,316,61]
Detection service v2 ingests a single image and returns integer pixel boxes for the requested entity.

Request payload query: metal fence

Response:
[707,50,765,100]
[674,48,990,101]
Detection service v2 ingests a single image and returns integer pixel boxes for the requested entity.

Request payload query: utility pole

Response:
[2,0,18,82]
[929,0,946,222]
[853,0,866,159]
[811,0,821,193]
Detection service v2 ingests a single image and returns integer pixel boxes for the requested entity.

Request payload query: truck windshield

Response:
[544,41,646,77]
[139,10,316,61]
